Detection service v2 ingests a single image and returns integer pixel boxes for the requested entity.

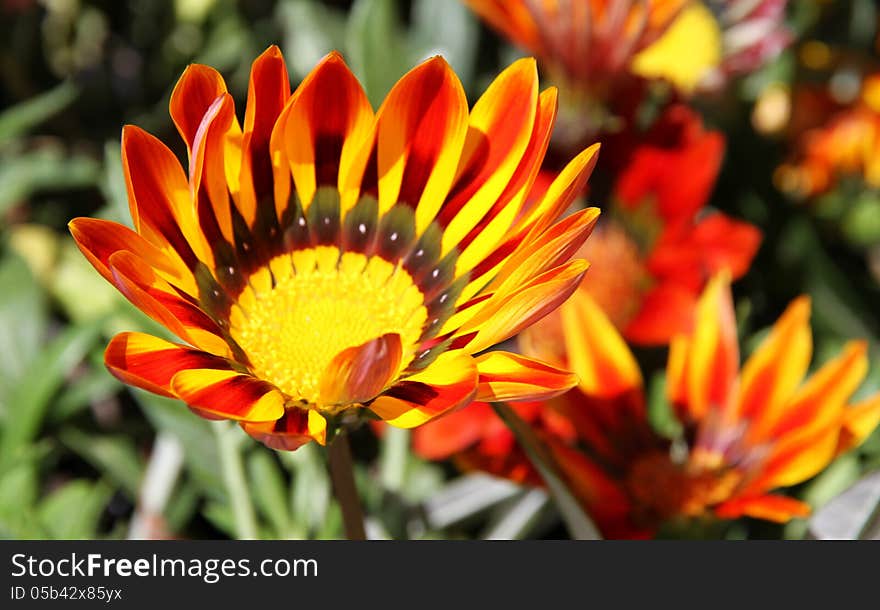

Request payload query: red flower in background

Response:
[585,104,761,344]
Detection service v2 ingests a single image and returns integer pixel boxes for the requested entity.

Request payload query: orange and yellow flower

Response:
[463,0,687,85]
[419,274,880,538]
[69,46,601,451]
[577,104,760,344]
[527,274,880,536]
[777,74,880,199]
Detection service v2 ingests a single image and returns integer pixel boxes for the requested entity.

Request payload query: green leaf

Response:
[346,0,411,106]
[59,429,144,498]
[411,0,479,86]
[38,479,112,539]
[492,402,602,540]
[277,0,348,80]
[809,469,880,540]
[0,254,47,407]
[135,392,223,496]
[248,451,292,537]
[0,81,78,145]
[282,442,330,536]
[0,147,101,217]
[0,319,104,468]
[646,373,683,440]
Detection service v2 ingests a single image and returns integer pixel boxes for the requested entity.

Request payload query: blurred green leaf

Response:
[646,372,683,440]
[0,254,47,408]
[0,147,101,218]
[278,0,348,80]
[347,0,411,106]
[411,0,478,86]
[0,81,78,145]
[248,451,292,537]
[809,469,880,540]
[492,402,602,540]
[0,318,104,468]
[282,442,330,537]
[39,479,112,539]
[135,392,223,496]
[59,428,144,498]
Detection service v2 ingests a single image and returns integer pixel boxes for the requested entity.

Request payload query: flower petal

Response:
[319,333,402,406]
[369,350,478,428]
[105,332,234,398]
[171,368,285,423]
[412,402,495,460]
[714,494,811,523]
[474,350,577,402]
[241,409,327,450]
[439,57,538,254]
[277,51,374,215]
[375,55,468,230]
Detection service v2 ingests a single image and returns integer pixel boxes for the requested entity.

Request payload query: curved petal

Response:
[319,333,402,406]
[680,272,739,421]
[837,393,880,455]
[369,351,478,428]
[241,409,327,450]
[474,351,578,402]
[278,51,374,215]
[171,368,285,423]
[439,58,538,254]
[169,63,229,155]
[714,494,811,523]
[105,332,235,398]
[738,297,812,436]
[375,56,468,229]
[459,259,589,354]
[557,288,643,398]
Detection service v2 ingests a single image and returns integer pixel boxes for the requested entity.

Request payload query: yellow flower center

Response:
[228,246,428,407]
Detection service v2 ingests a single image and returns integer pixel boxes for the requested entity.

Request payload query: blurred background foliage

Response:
[1,0,880,540]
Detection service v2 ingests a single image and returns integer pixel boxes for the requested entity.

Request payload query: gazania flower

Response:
[462,0,688,141]
[69,46,601,451]
[518,274,880,537]
[777,74,880,199]
[581,104,760,344]
[632,0,792,93]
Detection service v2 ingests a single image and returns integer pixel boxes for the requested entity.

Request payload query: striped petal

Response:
[171,368,285,423]
[68,217,196,296]
[837,393,880,454]
[277,52,374,215]
[369,351,478,428]
[241,409,327,450]
[121,125,208,269]
[460,259,589,354]
[557,288,643,398]
[169,63,228,156]
[474,351,577,402]
[738,296,812,439]
[105,332,234,398]
[375,56,468,229]
[440,58,538,254]
[678,273,739,421]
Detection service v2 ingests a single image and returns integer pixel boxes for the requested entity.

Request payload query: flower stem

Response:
[214,421,259,540]
[328,430,367,540]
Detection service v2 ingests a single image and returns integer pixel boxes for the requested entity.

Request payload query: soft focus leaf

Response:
[248,451,292,537]
[59,428,144,498]
[411,0,478,86]
[278,0,348,80]
[0,81,78,145]
[494,403,602,540]
[38,479,112,539]
[0,318,103,468]
[346,0,411,106]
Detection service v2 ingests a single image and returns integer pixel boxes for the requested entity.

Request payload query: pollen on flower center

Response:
[229,247,428,407]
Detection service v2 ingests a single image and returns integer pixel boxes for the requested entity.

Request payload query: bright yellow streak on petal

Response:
[631,2,722,94]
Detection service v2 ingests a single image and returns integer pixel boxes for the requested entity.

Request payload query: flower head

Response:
[777,74,880,199]
[577,104,760,344]
[70,47,600,450]
[521,274,880,536]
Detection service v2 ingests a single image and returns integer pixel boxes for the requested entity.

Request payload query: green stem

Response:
[214,421,258,540]
[328,430,367,540]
